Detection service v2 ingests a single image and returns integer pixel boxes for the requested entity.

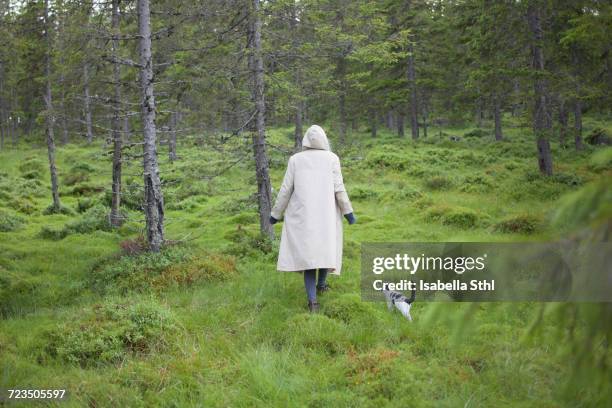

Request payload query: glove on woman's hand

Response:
[270,216,279,225]
[344,213,356,225]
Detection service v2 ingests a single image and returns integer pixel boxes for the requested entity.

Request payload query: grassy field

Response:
[0,117,611,407]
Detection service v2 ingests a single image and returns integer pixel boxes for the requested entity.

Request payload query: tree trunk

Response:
[527,2,553,176]
[110,0,123,227]
[43,0,61,211]
[137,0,165,251]
[573,99,584,150]
[386,111,394,130]
[338,69,347,143]
[83,63,93,144]
[248,0,273,239]
[511,79,520,116]
[422,105,428,138]
[169,110,177,162]
[558,99,568,147]
[370,109,377,138]
[397,111,405,137]
[290,4,303,151]
[493,93,503,141]
[294,99,303,150]
[407,42,419,139]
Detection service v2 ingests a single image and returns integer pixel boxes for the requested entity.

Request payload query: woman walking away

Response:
[270,125,356,313]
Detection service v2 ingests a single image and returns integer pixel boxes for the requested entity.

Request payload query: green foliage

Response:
[105,179,143,211]
[351,186,380,200]
[40,205,111,240]
[442,207,482,229]
[0,210,25,232]
[90,245,237,295]
[224,225,274,257]
[464,128,489,138]
[584,128,610,145]
[285,313,348,355]
[588,147,612,172]
[43,299,179,366]
[65,205,112,234]
[493,214,542,234]
[553,178,612,231]
[425,205,484,229]
[424,175,454,190]
[324,294,379,323]
[18,157,44,180]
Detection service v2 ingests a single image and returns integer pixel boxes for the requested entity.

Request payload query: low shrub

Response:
[70,162,96,173]
[43,299,179,366]
[104,179,143,211]
[42,204,74,216]
[63,172,90,186]
[0,210,25,232]
[119,235,148,256]
[351,186,379,200]
[460,174,494,193]
[18,158,44,179]
[75,197,99,213]
[493,214,541,234]
[69,183,104,196]
[585,128,610,145]
[40,205,111,240]
[424,175,453,190]
[366,152,410,171]
[90,245,237,294]
[230,212,258,225]
[424,204,451,221]
[552,173,583,187]
[385,186,422,201]
[464,128,489,138]
[65,205,112,234]
[38,225,69,240]
[425,205,482,228]
[224,225,274,257]
[442,207,480,228]
[8,197,37,214]
[220,193,257,213]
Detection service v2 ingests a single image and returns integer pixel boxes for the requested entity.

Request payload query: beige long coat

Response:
[271,125,353,274]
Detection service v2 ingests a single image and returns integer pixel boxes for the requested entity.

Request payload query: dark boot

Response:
[316,284,330,295]
[308,301,320,313]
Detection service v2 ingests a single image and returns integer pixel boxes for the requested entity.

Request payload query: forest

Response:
[0,0,611,406]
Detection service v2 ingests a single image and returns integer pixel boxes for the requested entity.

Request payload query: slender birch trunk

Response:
[83,63,93,143]
[137,0,165,250]
[44,0,61,211]
[110,0,123,227]
[248,0,273,238]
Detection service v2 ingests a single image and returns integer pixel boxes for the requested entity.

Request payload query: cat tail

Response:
[407,289,416,304]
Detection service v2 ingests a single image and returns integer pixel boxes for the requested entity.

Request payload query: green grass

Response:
[0,117,610,407]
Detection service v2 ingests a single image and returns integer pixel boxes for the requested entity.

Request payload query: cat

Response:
[383,289,416,321]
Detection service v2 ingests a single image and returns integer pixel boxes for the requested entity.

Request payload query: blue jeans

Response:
[303,269,328,302]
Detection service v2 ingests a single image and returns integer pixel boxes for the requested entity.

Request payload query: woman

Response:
[270,125,356,313]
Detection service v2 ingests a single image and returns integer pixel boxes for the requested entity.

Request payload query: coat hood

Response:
[302,125,330,151]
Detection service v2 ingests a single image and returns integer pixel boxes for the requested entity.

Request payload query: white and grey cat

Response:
[383,289,416,321]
